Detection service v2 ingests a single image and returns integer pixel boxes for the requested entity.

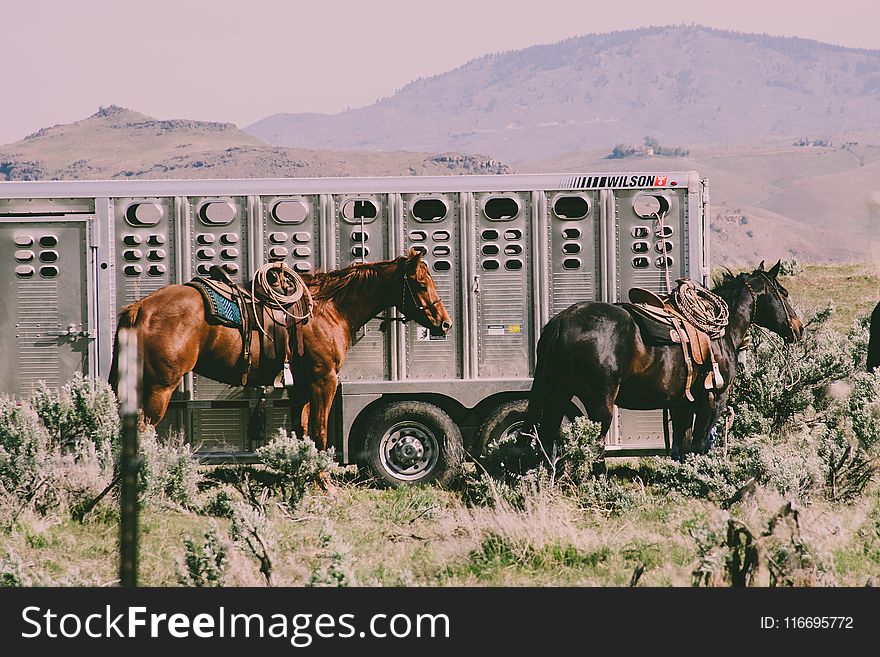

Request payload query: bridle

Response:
[372,269,443,330]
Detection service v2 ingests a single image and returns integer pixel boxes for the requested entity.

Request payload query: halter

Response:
[742,271,798,342]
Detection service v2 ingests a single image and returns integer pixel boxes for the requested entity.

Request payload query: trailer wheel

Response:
[473,399,530,459]
[361,401,463,487]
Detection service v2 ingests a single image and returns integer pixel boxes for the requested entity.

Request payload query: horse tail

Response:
[868,302,880,373]
[524,314,565,433]
[108,303,141,393]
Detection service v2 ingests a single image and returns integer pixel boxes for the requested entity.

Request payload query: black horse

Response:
[523,260,803,460]
[867,302,880,373]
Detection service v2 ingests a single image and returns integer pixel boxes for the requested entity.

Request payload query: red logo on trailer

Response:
[654,175,668,186]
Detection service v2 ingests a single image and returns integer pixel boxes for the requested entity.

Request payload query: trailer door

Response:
[1,219,92,395]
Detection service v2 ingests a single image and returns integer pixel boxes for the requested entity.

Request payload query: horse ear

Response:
[757,260,765,272]
[405,247,422,273]
[768,259,782,278]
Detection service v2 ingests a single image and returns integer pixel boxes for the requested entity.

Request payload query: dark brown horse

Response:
[523,261,803,460]
[867,301,880,373]
[290,248,452,452]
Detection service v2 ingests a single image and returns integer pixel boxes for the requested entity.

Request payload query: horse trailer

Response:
[0,172,709,480]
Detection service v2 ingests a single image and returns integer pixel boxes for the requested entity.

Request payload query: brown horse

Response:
[108,263,306,425]
[290,248,452,452]
[109,249,451,449]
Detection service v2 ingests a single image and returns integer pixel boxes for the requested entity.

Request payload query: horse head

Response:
[399,247,452,336]
[748,260,803,343]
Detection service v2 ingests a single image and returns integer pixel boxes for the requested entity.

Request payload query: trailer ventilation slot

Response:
[563,228,581,240]
[198,201,236,226]
[482,259,500,271]
[432,245,450,257]
[484,197,519,221]
[562,243,581,255]
[271,199,309,224]
[656,256,674,268]
[504,244,522,255]
[505,259,523,271]
[631,226,649,238]
[481,229,499,241]
[553,195,591,219]
[125,202,163,227]
[655,241,673,253]
[632,241,649,254]
[481,244,500,256]
[412,198,448,222]
[563,258,581,270]
[632,257,650,268]
[434,260,451,272]
[341,199,378,223]
[633,194,670,219]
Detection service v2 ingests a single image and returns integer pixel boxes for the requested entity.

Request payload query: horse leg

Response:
[142,383,175,426]
[288,383,311,439]
[308,374,339,491]
[691,394,722,455]
[576,383,618,476]
[669,404,694,461]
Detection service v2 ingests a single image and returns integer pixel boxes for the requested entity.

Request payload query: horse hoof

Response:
[317,471,337,495]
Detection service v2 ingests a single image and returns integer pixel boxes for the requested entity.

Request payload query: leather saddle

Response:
[186,265,310,387]
[621,286,724,402]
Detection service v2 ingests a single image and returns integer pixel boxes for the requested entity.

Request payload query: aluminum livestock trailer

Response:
[0,172,709,483]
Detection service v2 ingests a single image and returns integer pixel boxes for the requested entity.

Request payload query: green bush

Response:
[256,430,338,510]
[138,425,202,508]
[177,528,228,587]
[30,374,119,458]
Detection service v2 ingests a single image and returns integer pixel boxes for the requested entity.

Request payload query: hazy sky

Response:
[1,0,877,145]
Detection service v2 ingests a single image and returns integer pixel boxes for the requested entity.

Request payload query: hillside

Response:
[246,25,880,163]
[0,106,511,180]
[520,133,880,265]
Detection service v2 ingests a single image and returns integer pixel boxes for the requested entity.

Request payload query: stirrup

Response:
[274,362,294,388]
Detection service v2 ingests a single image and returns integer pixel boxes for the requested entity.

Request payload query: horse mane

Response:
[711,267,744,292]
[304,259,400,310]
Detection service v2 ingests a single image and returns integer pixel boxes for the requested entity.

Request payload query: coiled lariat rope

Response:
[672,279,729,339]
[250,262,313,338]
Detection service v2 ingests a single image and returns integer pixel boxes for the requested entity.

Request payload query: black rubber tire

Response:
[474,399,530,459]
[361,401,464,488]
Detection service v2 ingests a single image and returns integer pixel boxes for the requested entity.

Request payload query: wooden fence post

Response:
[117,328,141,588]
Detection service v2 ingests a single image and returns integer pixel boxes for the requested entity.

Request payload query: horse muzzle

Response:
[786,318,804,343]
[430,319,452,337]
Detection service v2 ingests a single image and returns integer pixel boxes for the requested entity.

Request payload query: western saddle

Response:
[623,282,727,402]
[185,263,312,388]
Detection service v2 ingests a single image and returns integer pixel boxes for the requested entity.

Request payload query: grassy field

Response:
[4,467,879,588]
[782,262,880,331]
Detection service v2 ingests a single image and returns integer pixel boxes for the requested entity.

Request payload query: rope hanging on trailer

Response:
[671,279,729,339]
